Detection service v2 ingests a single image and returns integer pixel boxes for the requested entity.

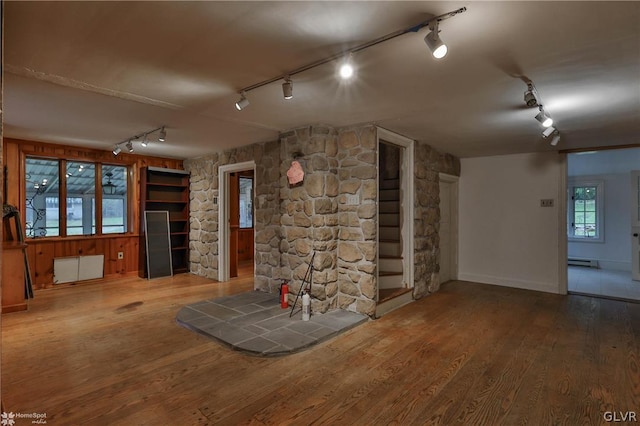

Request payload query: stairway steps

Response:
[379,201,399,214]
[379,226,400,241]
[379,272,404,289]
[379,213,399,227]
[379,188,400,201]
[379,256,403,273]
[379,178,400,190]
[379,241,402,257]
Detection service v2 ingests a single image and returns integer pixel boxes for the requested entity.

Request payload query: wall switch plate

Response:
[540,199,554,207]
[117,252,124,259]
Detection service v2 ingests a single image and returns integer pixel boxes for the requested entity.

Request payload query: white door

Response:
[439,181,451,283]
[439,174,459,283]
[631,171,640,281]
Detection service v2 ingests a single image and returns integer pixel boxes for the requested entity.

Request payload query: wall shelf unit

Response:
[139,167,190,277]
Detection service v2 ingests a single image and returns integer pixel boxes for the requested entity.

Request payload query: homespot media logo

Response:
[1,412,47,425]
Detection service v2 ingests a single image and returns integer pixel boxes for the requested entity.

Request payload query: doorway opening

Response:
[566,149,640,302]
[375,128,414,317]
[218,161,256,282]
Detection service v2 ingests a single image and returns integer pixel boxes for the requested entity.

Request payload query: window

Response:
[102,165,128,234]
[25,157,129,238]
[239,176,253,228]
[66,161,95,236]
[26,158,60,237]
[568,180,604,242]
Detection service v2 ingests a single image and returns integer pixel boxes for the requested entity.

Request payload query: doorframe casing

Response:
[218,160,256,282]
[558,153,568,294]
[377,127,415,290]
[439,173,459,282]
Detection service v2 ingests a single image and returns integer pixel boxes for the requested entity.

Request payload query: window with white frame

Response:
[568,180,604,242]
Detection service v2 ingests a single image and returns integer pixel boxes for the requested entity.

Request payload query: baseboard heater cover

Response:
[54,255,105,284]
[567,257,599,268]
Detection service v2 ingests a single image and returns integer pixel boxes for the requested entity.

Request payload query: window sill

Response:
[568,237,604,244]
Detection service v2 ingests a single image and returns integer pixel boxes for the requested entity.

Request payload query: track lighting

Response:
[112,126,166,155]
[541,126,560,146]
[232,7,466,110]
[424,21,447,59]
[535,108,553,127]
[235,92,250,111]
[524,82,539,107]
[542,126,556,138]
[282,77,293,100]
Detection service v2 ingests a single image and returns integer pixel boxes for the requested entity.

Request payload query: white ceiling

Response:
[4,1,639,159]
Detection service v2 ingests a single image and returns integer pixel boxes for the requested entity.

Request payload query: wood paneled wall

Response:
[3,138,184,289]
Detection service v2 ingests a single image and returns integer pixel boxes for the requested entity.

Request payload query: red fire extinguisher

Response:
[280,282,289,308]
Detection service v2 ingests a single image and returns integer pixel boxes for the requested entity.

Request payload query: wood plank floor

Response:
[2,275,638,425]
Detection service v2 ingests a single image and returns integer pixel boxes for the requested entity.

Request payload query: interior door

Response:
[631,171,640,281]
[439,180,451,283]
[229,172,239,278]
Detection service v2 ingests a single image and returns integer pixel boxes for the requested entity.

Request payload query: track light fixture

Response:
[542,126,556,138]
[235,92,250,111]
[541,126,561,146]
[111,126,167,156]
[535,107,553,127]
[232,7,467,110]
[524,82,540,107]
[424,21,447,59]
[282,77,293,100]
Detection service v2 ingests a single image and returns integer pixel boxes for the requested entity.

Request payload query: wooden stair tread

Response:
[379,271,403,277]
[378,287,412,303]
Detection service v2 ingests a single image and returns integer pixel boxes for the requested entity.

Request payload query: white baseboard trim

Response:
[458,272,561,294]
[596,260,631,271]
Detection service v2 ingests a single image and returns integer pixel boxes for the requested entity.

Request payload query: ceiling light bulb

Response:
[339,62,354,79]
[235,93,250,110]
[424,24,447,59]
[282,78,293,100]
[141,137,148,147]
[158,127,166,142]
[550,134,561,146]
[126,140,134,153]
[535,110,553,127]
[112,145,121,156]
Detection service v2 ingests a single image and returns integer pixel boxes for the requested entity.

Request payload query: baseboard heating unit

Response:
[567,257,599,268]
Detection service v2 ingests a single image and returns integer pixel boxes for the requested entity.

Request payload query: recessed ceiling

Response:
[3,1,639,159]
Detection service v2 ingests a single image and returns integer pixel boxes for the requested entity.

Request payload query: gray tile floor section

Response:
[176,291,369,356]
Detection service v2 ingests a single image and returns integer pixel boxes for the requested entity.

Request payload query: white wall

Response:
[459,152,563,294]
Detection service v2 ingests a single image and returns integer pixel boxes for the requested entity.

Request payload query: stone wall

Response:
[279,126,339,314]
[185,125,460,317]
[336,126,378,316]
[184,140,282,292]
[413,141,461,298]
